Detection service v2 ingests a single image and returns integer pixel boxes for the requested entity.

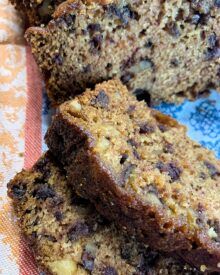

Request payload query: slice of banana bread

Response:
[46,79,220,272]
[7,152,200,275]
[26,0,220,105]
[9,0,66,26]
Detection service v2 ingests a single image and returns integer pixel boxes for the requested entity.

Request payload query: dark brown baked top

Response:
[9,0,115,26]
[7,152,200,275]
[26,0,220,105]
[45,79,220,272]
[9,0,64,25]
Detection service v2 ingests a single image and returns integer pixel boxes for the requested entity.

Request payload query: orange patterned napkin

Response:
[0,1,42,273]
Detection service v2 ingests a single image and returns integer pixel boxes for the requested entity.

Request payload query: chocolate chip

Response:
[139,29,146,36]
[53,54,63,66]
[32,185,56,200]
[137,248,159,272]
[34,157,49,171]
[34,155,51,178]
[167,163,182,182]
[71,194,89,206]
[120,163,136,185]
[165,22,180,38]
[120,51,137,71]
[176,8,185,20]
[106,63,112,71]
[148,184,158,195]
[96,215,110,226]
[127,138,138,147]
[204,37,220,60]
[200,13,210,25]
[106,4,138,26]
[213,220,220,234]
[158,124,168,132]
[65,14,76,26]
[83,65,91,73]
[120,72,134,84]
[200,31,206,42]
[156,162,182,182]
[170,58,179,67]
[217,67,220,78]
[81,250,95,271]
[196,203,205,226]
[196,89,211,99]
[121,243,133,260]
[55,17,65,27]
[24,209,32,214]
[54,211,63,221]
[90,34,103,54]
[32,217,39,226]
[81,29,87,35]
[204,161,220,179]
[87,23,101,33]
[120,154,128,164]
[133,148,141,160]
[145,39,153,48]
[68,222,90,241]
[199,172,207,180]
[11,184,26,199]
[134,89,151,106]
[51,196,64,206]
[127,105,136,113]
[31,231,37,239]
[44,235,57,242]
[208,33,217,48]
[33,176,46,185]
[103,266,118,275]
[139,123,155,134]
[127,139,140,159]
[91,90,109,108]
[163,143,174,154]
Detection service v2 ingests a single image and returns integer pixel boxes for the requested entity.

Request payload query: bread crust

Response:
[45,79,220,272]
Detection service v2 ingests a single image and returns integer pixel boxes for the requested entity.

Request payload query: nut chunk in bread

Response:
[46,79,220,272]
[26,0,220,105]
[7,153,200,275]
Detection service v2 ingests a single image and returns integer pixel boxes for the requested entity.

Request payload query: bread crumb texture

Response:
[45,79,220,272]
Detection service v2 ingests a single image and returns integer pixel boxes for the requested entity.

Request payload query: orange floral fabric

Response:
[0,1,41,274]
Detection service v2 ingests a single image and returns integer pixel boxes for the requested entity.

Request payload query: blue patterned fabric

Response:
[42,90,220,159]
[42,88,54,152]
[155,90,220,158]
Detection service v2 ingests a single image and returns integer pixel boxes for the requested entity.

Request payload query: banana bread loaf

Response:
[7,152,200,275]
[46,79,220,272]
[26,0,220,105]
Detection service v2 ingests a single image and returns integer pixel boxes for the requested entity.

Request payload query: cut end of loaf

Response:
[46,79,220,271]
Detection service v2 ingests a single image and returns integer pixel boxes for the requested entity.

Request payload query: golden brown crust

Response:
[53,0,114,19]
[52,0,80,19]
